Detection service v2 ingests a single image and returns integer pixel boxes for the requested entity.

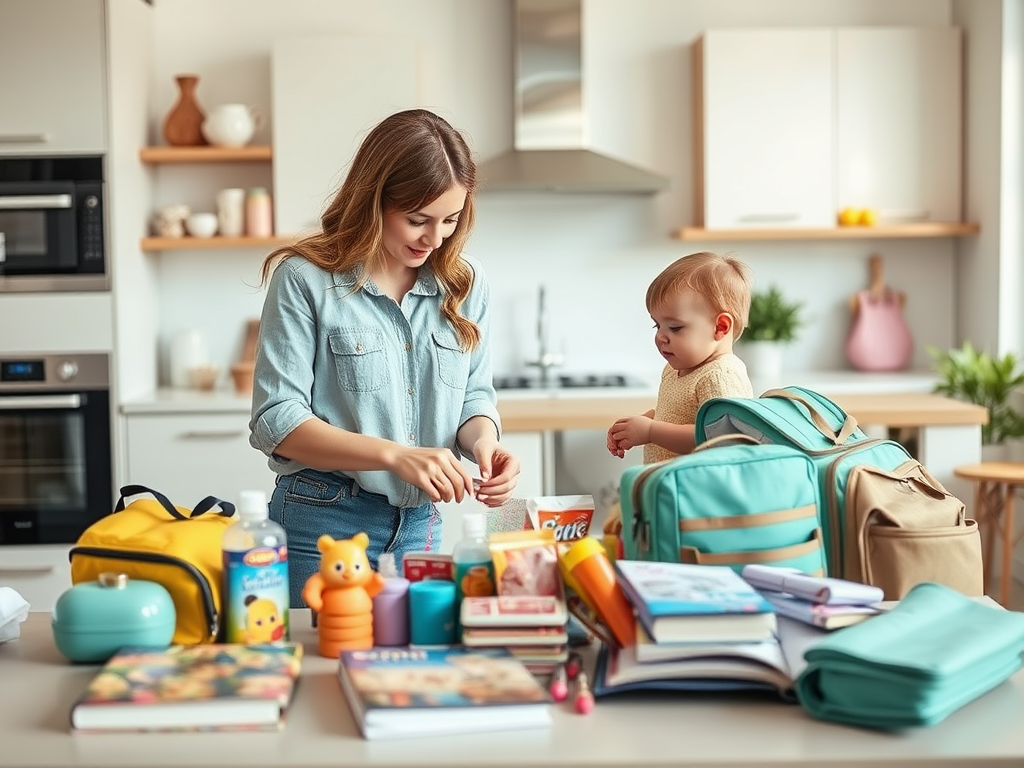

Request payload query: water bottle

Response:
[222,490,290,644]
[452,512,495,618]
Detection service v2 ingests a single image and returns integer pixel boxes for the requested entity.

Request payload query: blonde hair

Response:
[261,109,481,351]
[646,251,753,339]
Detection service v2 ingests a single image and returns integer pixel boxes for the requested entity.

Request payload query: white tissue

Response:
[0,587,30,644]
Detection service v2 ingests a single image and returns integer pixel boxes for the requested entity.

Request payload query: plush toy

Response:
[302,532,386,657]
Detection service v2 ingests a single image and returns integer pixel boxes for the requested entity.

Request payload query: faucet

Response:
[525,284,564,387]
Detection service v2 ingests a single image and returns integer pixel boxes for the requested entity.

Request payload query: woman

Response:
[249,109,520,607]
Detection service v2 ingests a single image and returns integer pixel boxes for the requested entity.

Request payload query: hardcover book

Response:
[614,560,776,644]
[460,594,568,628]
[338,647,552,740]
[70,643,303,732]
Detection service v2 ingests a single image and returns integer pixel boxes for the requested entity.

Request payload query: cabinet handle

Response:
[0,133,50,143]
[0,194,73,211]
[0,394,81,410]
[738,213,800,223]
[0,565,55,575]
[182,430,246,439]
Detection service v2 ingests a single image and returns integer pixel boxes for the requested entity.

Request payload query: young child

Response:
[604,251,754,535]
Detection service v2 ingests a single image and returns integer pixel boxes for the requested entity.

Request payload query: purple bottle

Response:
[372,553,410,646]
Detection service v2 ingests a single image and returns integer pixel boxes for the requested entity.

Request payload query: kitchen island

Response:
[3,609,1024,768]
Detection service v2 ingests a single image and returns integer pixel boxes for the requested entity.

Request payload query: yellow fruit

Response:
[838,207,861,227]
[859,208,878,226]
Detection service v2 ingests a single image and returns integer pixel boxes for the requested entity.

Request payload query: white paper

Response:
[0,587,30,644]
[741,564,884,605]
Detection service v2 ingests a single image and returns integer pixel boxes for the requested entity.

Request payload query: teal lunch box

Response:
[51,572,176,663]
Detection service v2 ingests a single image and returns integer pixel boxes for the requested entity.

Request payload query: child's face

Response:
[651,289,730,373]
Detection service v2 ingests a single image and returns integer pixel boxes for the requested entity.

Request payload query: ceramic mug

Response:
[202,104,261,148]
[216,188,246,237]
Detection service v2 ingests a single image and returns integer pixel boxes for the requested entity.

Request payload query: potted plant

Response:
[928,342,1024,450]
[740,286,804,382]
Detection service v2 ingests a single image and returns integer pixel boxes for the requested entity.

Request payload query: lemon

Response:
[838,208,861,227]
[859,208,878,226]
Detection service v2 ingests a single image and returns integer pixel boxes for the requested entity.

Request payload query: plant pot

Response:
[230,362,255,394]
[739,341,784,387]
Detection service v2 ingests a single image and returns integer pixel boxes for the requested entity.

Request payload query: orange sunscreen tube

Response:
[560,537,635,648]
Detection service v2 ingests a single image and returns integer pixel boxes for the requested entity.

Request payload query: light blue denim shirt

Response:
[249,253,501,508]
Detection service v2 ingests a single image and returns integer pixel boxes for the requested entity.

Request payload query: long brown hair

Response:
[261,109,481,350]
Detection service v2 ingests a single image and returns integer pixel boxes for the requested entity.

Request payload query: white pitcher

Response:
[201,104,259,148]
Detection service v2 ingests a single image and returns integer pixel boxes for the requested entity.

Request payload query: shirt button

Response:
[355,342,364,353]
[408,433,415,442]
[405,342,412,352]
[407,387,414,395]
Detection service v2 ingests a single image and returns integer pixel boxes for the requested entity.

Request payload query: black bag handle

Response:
[116,484,236,520]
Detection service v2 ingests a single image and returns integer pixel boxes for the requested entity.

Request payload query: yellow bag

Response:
[69,485,236,644]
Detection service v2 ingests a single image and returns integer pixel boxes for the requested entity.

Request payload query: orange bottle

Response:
[560,537,636,648]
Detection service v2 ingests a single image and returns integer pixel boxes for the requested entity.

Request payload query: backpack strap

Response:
[761,388,859,446]
[694,433,763,452]
[115,484,235,519]
[191,495,236,518]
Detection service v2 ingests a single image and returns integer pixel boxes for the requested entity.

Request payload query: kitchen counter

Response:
[4,609,1024,768]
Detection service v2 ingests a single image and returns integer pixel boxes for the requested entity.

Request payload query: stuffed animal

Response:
[302,532,385,657]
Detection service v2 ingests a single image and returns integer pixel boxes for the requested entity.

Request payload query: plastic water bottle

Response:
[452,512,495,618]
[222,490,290,644]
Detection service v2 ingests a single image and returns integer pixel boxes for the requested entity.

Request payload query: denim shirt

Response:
[249,253,501,508]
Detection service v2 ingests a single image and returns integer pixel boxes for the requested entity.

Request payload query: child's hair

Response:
[645,251,753,339]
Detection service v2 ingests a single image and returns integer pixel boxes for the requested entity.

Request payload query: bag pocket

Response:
[681,525,826,575]
[863,520,983,600]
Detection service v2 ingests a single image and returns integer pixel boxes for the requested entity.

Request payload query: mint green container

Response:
[52,573,176,663]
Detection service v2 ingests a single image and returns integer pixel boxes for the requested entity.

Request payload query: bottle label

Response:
[454,559,496,603]
[223,546,290,644]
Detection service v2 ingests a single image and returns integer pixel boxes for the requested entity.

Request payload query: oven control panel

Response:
[0,353,108,390]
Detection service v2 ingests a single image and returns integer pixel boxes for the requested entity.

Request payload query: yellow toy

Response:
[302,532,386,657]
[243,595,285,644]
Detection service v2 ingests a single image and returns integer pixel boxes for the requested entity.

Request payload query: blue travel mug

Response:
[408,580,457,645]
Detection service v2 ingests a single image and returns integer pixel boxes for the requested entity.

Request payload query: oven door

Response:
[0,181,78,275]
[0,388,112,544]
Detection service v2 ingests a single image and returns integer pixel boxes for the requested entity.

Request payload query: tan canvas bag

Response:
[843,460,983,599]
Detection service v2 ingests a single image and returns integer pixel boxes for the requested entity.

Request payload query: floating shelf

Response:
[139,146,273,163]
[141,235,295,252]
[675,222,981,241]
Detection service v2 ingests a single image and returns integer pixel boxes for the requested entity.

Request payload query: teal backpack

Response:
[695,386,913,575]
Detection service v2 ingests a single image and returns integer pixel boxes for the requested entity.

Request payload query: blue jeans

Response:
[269,469,439,608]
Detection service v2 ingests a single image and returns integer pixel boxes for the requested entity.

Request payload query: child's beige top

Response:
[644,353,753,464]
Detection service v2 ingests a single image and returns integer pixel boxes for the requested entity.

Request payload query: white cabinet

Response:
[696,27,962,230]
[124,412,276,509]
[0,0,107,154]
[698,29,834,229]
[0,545,72,611]
[435,432,545,554]
[835,28,961,223]
[271,37,416,236]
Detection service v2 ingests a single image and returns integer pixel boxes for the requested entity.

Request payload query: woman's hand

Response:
[472,437,521,507]
[390,446,475,503]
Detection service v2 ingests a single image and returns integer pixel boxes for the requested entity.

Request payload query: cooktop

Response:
[493,373,646,390]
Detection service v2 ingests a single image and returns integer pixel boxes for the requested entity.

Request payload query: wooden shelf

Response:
[141,235,295,252]
[675,222,981,241]
[139,146,273,163]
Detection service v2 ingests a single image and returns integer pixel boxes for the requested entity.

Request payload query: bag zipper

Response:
[630,459,675,554]
[69,546,219,642]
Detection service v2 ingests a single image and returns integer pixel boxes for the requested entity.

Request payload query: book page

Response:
[776,616,829,680]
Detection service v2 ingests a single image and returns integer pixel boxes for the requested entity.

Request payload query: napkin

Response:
[794,582,1024,729]
[0,587,30,644]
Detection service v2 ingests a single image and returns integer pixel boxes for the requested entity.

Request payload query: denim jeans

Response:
[268,469,439,608]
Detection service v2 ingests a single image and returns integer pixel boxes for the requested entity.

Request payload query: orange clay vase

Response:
[163,74,208,147]
[301,532,385,657]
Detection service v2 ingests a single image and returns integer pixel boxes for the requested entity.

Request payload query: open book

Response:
[593,616,828,700]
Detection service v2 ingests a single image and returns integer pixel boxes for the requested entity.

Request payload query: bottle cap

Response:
[462,511,486,539]
[238,490,269,521]
[378,552,398,578]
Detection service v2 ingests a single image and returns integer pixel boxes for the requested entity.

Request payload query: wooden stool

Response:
[953,462,1024,607]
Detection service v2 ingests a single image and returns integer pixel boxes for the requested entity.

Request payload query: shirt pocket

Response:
[329,328,389,392]
[431,329,470,389]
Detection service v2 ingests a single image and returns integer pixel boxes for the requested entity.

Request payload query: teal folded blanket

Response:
[794,582,1024,729]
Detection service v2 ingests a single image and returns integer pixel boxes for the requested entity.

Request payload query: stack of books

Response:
[460,594,569,674]
[740,564,885,630]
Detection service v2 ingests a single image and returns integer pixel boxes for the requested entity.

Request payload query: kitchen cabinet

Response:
[692,27,970,239]
[271,36,416,236]
[123,412,275,510]
[0,545,72,612]
[0,0,106,154]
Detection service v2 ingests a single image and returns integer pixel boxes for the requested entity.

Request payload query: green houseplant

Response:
[928,341,1024,445]
[744,286,804,342]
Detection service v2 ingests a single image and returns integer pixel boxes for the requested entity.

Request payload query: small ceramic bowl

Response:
[189,364,220,391]
[185,212,218,238]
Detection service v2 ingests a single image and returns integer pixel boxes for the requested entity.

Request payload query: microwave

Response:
[0,156,107,293]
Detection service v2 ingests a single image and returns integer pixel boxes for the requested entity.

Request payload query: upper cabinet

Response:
[0,0,107,154]
[689,27,969,240]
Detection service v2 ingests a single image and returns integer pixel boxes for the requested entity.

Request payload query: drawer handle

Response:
[737,213,800,223]
[182,430,246,439]
[0,565,56,574]
[0,132,51,143]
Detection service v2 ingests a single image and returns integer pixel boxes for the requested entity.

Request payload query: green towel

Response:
[794,582,1024,729]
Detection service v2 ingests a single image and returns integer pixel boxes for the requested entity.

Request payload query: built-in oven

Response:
[0,353,112,545]
[0,156,107,292]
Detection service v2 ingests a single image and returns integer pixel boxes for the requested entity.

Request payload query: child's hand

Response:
[606,423,627,458]
[609,414,653,451]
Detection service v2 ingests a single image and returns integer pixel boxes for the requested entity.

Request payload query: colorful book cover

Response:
[460,594,568,627]
[70,643,303,732]
[614,561,774,617]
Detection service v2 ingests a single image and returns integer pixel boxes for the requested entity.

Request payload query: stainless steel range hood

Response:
[478,0,670,194]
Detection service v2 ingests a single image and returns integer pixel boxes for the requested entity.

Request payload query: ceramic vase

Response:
[163,75,208,147]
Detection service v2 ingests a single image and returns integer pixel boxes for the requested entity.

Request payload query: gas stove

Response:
[493,373,645,390]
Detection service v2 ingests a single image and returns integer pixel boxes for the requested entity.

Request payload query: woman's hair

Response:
[261,109,481,350]
[645,251,753,338]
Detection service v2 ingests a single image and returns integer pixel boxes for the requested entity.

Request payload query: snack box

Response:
[402,552,453,582]
[523,494,595,543]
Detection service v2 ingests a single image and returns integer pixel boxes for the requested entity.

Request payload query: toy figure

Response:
[302,533,386,657]
[242,595,285,644]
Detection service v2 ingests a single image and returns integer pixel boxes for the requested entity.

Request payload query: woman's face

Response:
[382,185,467,270]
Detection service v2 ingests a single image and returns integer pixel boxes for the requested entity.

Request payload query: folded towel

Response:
[0,586,30,644]
[794,582,1024,729]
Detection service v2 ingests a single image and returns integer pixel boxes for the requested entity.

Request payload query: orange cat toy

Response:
[302,533,386,657]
